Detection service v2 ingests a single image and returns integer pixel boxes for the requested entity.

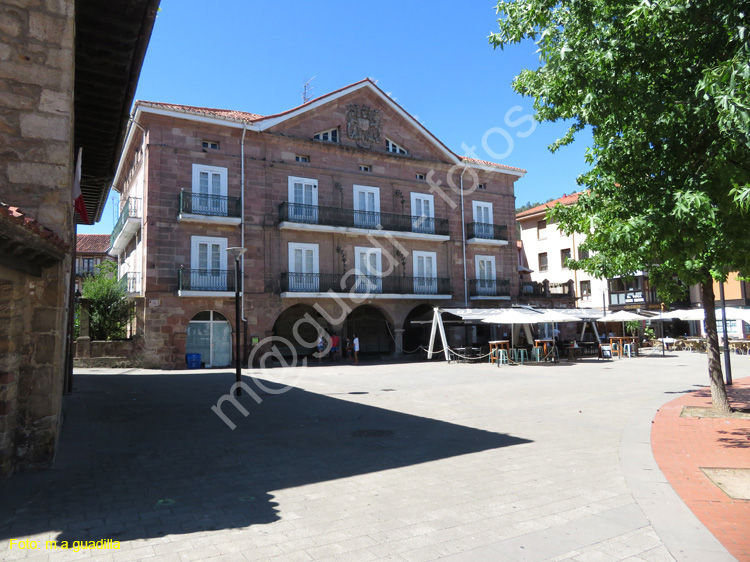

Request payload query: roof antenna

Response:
[302,76,316,103]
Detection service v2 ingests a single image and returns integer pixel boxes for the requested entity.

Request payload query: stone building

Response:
[74,234,114,293]
[110,79,528,368]
[0,0,159,479]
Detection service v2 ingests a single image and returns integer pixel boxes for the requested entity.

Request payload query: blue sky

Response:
[80,0,592,235]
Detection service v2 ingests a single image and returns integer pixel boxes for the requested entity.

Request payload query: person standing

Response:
[317,332,326,363]
[352,334,360,365]
[330,333,340,362]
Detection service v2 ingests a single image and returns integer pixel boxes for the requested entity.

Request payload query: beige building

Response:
[111,79,529,367]
[516,193,599,309]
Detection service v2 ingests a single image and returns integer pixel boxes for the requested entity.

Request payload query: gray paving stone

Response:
[1,355,746,562]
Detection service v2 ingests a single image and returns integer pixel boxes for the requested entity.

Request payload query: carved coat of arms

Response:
[346,104,381,144]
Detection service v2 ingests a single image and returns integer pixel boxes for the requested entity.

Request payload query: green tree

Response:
[490,0,750,413]
[81,261,131,341]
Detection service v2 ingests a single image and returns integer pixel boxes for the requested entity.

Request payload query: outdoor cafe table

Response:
[609,336,639,358]
[489,340,510,364]
[659,337,678,351]
[534,339,556,361]
[729,340,750,355]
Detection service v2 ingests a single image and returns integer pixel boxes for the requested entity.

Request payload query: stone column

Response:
[77,299,91,358]
[394,328,405,356]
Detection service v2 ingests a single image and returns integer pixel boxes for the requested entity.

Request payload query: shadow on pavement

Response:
[0,371,530,544]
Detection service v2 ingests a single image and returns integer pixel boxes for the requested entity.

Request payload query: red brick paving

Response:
[652,375,750,561]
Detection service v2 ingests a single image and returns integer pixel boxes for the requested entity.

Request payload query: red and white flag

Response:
[73,147,89,224]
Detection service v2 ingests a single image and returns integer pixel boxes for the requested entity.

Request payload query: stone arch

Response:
[402,304,437,353]
[272,304,332,357]
[185,310,232,368]
[344,304,394,356]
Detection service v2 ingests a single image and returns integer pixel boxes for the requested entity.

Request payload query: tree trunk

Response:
[701,279,732,414]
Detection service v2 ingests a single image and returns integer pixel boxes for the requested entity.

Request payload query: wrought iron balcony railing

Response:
[178,269,236,292]
[521,281,546,297]
[110,197,141,247]
[179,191,241,218]
[279,202,449,236]
[466,222,508,241]
[119,272,142,294]
[280,272,451,295]
[469,278,511,297]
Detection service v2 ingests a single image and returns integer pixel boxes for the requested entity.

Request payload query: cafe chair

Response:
[496,349,509,366]
[623,343,633,357]
[531,347,542,363]
[513,348,528,365]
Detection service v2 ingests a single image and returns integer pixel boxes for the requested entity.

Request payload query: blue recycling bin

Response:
[186,353,201,369]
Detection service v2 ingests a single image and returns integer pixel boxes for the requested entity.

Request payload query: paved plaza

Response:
[1,351,748,562]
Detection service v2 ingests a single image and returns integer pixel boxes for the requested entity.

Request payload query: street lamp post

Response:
[227,247,247,396]
[719,282,733,385]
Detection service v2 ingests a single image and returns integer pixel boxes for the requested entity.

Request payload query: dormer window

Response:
[386,138,407,155]
[314,128,339,143]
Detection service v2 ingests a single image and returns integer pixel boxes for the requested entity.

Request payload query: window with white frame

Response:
[413,251,437,294]
[475,255,496,295]
[191,164,228,215]
[190,236,228,290]
[472,201,493,238]
[288,242,319,292]
[354,246,382,293]
[359,165,371,172]
[287,176,318,223]
[202,140,219,150]
[415,173,425,180]
[353,185,380,228]
[386,138,407,155]
[295,155,310,163]
[314,128,339,143]
[410,192,435,234]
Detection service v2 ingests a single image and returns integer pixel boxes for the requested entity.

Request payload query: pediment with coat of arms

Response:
[346,104,381,144]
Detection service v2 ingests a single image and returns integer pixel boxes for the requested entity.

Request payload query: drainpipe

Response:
[460,166,469,307]
[240,126,247,364]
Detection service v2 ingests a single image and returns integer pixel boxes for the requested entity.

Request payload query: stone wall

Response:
[0,0,76,479]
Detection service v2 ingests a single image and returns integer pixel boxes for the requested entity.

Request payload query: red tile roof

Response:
[139,101,263,123]
[516,192,583,219]
[137,80,527,175]
[0,202,69,251]
[77,234,111,254]
[459,156,527,174]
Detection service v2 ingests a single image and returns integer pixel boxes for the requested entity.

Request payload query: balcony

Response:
[120,272,142,295]
[278,202,450,241]
[469,278,511,300]
[178,191,242,225]
[110,198,141,254]
[75,267,95,278]
[280,272,451,299]
[520,280,575,301]
[609,289,658,308]
[466,222,509,245]
[178,268,236,297]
